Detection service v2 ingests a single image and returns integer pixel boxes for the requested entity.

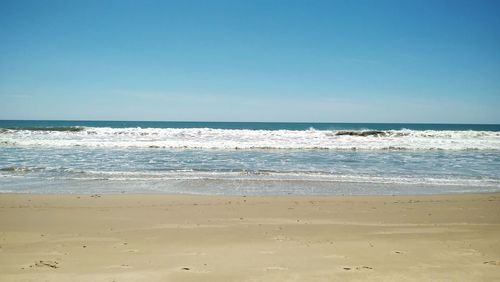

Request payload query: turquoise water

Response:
[1,120,499,195]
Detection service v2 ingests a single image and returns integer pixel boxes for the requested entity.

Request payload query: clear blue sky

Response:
[1,0,499,123]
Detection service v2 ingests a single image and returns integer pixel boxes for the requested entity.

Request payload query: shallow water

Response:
[1,120,499,194]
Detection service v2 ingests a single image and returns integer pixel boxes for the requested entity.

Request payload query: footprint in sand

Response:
[31,260,59,269]
[343,266,373,271]
[106,264,132,269]
[272,235,289,242]
[179,267,211,273]
[483,261,500,266]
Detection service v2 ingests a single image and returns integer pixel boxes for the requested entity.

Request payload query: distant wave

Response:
[0,126,85,132]
[1,127,500,151]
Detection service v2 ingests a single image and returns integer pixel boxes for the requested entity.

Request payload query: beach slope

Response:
[1,193,499,281]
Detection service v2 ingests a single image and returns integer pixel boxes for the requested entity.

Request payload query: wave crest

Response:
[1,126,85,132]
[1,127,499,151]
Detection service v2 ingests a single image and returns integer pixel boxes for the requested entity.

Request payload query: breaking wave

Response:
[1,127,499,151]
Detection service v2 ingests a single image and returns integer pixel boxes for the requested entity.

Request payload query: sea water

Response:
[1,120,499,195]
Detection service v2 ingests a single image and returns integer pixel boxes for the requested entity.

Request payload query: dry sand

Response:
[0,193,499,281]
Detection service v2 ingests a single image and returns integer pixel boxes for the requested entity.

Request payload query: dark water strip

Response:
[1,120,499,131]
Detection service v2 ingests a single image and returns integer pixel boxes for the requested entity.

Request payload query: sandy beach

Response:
[0,193,499,281]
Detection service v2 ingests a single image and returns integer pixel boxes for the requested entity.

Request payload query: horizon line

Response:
[1,119,499,126]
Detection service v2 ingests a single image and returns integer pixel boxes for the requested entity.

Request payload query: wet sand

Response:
[0,193,499,281]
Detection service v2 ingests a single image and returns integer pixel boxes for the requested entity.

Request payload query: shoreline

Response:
[1,192,499,281]
[1,189,500,195]
[3,178,499,195]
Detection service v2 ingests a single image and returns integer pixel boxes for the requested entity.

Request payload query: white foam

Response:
[1,127,499,151]
[72,170,500,187]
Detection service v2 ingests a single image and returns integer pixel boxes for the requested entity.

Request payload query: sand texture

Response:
[1,193,500,281]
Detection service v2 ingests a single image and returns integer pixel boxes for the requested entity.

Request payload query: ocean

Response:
[1,120,499,195]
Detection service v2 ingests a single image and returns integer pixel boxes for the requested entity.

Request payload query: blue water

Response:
[1,120,499,131]
[1,120,499,195]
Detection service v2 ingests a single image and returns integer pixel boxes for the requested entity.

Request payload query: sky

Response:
[1,0,499,123]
